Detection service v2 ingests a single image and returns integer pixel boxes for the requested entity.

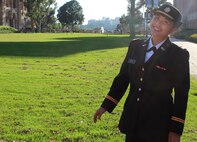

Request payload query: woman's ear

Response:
[171,21,183,35]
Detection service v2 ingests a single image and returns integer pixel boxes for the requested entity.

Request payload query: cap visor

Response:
[154,10,174,20]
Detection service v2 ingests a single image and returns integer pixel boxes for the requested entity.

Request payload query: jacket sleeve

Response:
[101,40,139,113]
[170,49,190,135]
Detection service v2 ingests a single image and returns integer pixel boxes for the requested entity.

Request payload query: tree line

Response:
[25,0,84,32]
[24,0,168,35]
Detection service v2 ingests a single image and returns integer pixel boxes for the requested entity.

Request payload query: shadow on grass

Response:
[0,36,131,57]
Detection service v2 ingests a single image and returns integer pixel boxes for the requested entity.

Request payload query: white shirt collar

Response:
[148,38,167,50]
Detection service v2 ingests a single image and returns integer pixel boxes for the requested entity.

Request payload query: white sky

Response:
[56,0,173,24]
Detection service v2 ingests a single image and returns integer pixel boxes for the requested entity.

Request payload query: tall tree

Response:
[117,10,143,34]
[57,0,84,32]
[118,14,130,34]
[128,0,136,38]
[25,0,57,32]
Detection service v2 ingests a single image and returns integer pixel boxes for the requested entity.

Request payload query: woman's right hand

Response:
[93,107,106,123]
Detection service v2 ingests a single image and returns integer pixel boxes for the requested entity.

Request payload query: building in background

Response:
[174,0,197,29]
[0,0,27,30]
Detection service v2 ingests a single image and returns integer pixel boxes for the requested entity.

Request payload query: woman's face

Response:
[150,13,175,39]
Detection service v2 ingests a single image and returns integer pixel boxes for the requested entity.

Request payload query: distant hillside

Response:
[81,17,120,32]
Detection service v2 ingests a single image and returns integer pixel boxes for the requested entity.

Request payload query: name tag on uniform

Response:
[128,58,136,64]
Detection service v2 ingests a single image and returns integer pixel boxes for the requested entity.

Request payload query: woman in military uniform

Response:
[93,3,190,142]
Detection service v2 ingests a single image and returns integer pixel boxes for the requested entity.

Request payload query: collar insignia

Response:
[161,47,165,51]
[142,44,146,47]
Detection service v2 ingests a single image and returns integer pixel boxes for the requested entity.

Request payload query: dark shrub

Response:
[0,26,18,33]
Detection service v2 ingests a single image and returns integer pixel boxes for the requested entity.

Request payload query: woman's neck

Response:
[151,36,168,46]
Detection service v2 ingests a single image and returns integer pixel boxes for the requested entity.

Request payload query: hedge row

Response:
[0,26,18,33]
[187,34,197,43]
[174,29,197,43]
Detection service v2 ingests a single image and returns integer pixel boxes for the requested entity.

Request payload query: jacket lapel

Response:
[155,37,172,58]
[137,39,149,65]
[145,37,172,65]
[144,38,172,78]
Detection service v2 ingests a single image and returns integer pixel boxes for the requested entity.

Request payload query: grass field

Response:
[0,33,196,142]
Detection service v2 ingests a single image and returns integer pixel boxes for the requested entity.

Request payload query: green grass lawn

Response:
[0,33,196,142]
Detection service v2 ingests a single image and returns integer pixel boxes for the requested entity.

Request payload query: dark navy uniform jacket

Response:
[101,38,190,142]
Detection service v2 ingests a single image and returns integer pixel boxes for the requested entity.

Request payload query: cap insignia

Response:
[142,44,146,47]
[164,7,171,13]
